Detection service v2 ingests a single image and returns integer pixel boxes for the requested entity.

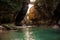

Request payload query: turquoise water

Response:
[0,27,60,40]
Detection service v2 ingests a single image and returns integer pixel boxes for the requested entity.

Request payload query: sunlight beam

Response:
[27,4,34,14]
[30,0,36,2]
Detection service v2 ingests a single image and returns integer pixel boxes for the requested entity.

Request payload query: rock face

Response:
[15,1,29,26]
[51,3,60,25]
[29,6,51,25]
[0,0,29,25]
[28,0,59,25]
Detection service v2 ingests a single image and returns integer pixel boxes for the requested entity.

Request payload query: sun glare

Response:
[30,0,36,2]
[26,0,36,20]
[27,4,34,19]
[27,4,34,13]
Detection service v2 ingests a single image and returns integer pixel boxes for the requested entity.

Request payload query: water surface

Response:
[0,27,60,40]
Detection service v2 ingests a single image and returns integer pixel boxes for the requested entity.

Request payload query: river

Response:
[0,27,60,40]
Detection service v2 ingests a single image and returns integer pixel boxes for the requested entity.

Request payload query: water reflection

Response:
[24,28,30,40]
[0,27,60,40]
[0,30,25,40]
[24,28,35,40]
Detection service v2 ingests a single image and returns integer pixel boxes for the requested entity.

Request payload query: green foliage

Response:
[0,0,23,12]
[0,0,29,24]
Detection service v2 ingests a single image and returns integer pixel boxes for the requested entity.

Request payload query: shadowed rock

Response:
[51,3,60,25]
[0,0,29,25]
[15,1,29,26]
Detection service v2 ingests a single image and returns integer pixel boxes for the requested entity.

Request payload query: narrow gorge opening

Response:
[22,0,36,26]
